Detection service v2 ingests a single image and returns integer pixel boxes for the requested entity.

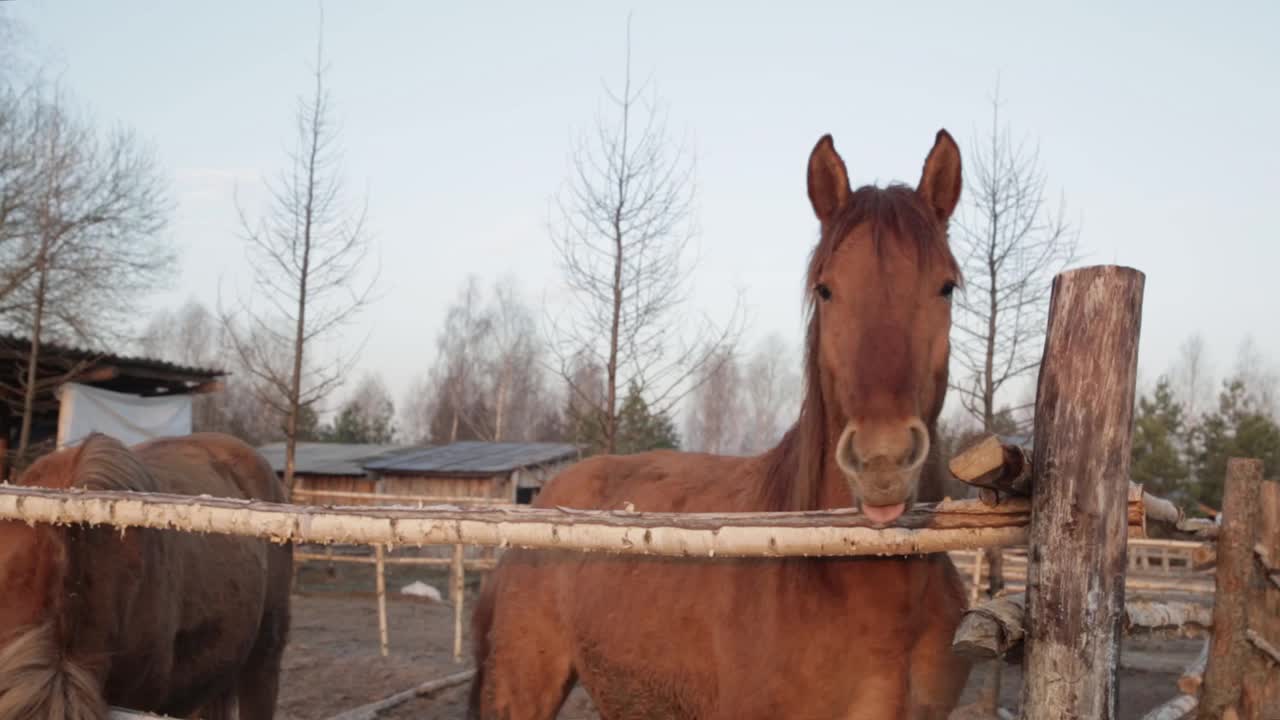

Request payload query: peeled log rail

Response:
[109,710,175,720]
[1019,265,1145,720]
[952,592,1213,661]
[0,484,1057,557]
[1137,637,1210,720]
[0,483,1158,558]
[324,670,476,720]
[1177,639,1210,695]
[1140,695,1198,720]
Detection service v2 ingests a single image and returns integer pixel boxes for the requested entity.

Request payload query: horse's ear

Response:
[917,129,962,223]
[807,134,850,224]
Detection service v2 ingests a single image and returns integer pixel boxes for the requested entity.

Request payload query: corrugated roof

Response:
[0,334,225,380]
[364,441,581,476]
[257,441,410,476]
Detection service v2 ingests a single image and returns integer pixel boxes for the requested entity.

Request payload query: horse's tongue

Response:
[862,502,906,524]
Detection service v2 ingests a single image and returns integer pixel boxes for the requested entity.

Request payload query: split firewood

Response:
[948,435,1032,497]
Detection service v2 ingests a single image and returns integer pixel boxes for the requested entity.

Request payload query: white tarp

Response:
[56,382,192,449]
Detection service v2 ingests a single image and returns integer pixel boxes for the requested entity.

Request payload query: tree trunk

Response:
[1198,459,1280,719]
[0,400,11,480]
[494,364,510,442]
[1019,265,1144,720]
[17,256,49,463]
[285,72,323,492]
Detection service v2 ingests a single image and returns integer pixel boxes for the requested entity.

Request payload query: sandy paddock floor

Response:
[276,561,1203,719]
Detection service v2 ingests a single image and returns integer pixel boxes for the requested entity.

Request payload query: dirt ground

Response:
[279,561,1204,719]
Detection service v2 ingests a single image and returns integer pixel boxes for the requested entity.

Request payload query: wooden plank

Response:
[294,551,497,570]
[1019,265,1144,720]
[1199,459,1280,719]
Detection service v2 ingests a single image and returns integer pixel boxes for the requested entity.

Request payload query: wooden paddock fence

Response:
[289,487,513,659]
[3,264,1275,719]
[949,539,1217,606]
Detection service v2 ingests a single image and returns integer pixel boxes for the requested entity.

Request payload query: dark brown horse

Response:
[470,130,972,719]
[0,432,292,720]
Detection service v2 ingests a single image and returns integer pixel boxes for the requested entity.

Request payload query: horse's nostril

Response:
[903,419,930,470]
[835,424,861,477]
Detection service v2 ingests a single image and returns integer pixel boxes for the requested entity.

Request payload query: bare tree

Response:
[220,26,376,489]
[4,86,172,461]
[0,85,45,317]
[138,300,290,446]
[948,85,1080,715]
[1232,334,1278,417]
[950,86,1079,433]
[684,348,742,454]
[399,373,435,446]
[548,17,741,454]
[484,281,545,442]
[427,275,493,443]
[738,333,801,454]
[1169,332,1213,422]
[421,275,553,444]
[324,371,396,443]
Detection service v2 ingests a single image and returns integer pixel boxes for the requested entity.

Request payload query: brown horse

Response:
[0,432,292,720]
[470,130,972,719]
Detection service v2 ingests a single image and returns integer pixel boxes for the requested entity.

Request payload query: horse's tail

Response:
[467,573,497,720]
[0,622,105,720]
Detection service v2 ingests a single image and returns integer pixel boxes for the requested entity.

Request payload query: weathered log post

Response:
[1019,265,1144,720]
[1199,459,1280,719]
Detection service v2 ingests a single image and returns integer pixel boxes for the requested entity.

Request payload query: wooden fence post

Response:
[1020,265,1144,720]
[375,544,389,657]
[1199,458,1280,719]
[452,543,465,664]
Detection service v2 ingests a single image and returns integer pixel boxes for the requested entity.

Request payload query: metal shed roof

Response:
[257,442,410,477]
[0,333,225,396]
[364,441,581,476]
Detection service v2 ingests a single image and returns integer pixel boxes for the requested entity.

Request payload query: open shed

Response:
[363,441,582,504]
[0,334,224,476]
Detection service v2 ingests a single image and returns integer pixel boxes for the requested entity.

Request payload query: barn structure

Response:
[259,440,582,505]
[0,334,224,477]
[256,441,407,504]
[363,441,581,504]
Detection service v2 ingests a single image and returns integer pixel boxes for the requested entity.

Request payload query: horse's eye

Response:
[940,281,956,299]
[815,283,832,301]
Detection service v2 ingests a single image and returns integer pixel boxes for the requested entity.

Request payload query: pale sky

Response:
[5,0,1278,423]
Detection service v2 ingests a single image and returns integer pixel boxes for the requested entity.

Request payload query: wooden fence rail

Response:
[0,484,1046,557]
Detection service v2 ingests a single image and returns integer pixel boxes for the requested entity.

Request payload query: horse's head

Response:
[802,131,961,524]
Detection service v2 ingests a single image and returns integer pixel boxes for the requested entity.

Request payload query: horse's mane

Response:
[71,433,159,493]
[760,184,959,512]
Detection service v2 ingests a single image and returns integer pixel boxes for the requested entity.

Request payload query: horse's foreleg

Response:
[905,560,972,720]
[472,566,576,720]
